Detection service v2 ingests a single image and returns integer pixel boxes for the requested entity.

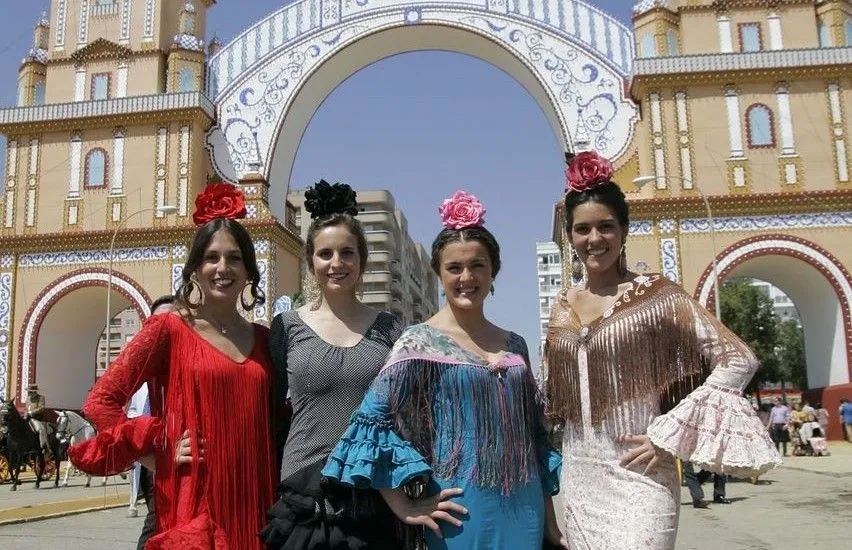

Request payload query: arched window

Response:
[33,82,45,105]
[641,32,656,58]
[818,21,831,47]
[666,30,678,56]
[85,148,108,188]
[178,68,196,92]
[746,104,775,148]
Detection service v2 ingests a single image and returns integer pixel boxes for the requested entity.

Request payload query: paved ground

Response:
[1,446,849,548]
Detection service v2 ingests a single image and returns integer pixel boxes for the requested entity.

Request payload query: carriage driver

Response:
[24,384,50,451]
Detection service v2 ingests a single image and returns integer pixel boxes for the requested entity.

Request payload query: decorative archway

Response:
[16,268,151,406]
[205,0,637,219]
[694,234,852,387]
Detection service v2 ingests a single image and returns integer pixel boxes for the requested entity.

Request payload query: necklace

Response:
[207,315,239,335]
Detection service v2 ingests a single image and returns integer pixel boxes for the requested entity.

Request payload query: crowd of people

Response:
[66,151,782,549]
[762,397,847,457]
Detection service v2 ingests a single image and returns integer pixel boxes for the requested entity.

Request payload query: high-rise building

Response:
[536,241,563,353]
[288,189,439,324]
[750,280,801,325]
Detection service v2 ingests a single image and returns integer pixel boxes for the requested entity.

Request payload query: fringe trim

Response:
[376,359,542,495]
[545,283,721,427]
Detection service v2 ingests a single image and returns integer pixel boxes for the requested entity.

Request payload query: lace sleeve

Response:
[646,295,781,477]
[82,313,172,432]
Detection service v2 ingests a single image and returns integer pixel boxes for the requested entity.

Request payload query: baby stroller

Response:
[796,421,827,456]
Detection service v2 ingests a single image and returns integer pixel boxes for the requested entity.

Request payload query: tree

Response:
[777,319,807,389]
[718,279,781,394]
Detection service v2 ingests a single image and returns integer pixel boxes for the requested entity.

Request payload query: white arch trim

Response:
[19,271,150,401]
[206,1,638,191]
[697,238,852,310]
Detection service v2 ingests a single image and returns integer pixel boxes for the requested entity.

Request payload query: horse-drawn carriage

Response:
[0,400,61,489]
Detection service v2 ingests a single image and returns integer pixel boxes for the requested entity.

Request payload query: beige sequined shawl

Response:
[544,274,757,428]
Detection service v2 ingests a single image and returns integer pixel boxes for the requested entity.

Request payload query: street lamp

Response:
[101,205,177,374]
[632,175,722,320]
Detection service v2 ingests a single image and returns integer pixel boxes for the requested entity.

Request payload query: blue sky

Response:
[0,1,634,366]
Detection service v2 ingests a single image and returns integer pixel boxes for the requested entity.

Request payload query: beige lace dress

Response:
[544,274,780,549]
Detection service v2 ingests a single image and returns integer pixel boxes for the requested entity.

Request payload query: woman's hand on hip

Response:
[174,429,204,465]
[617,434,673,474]
[379,487,468,539]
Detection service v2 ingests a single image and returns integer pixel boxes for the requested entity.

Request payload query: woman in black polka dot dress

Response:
[260,181,406,549]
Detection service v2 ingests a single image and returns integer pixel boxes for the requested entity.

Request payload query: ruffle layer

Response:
[540,448,562,496]
[646,383,781,478]
[321,413,431,490]
[260,486,400,550]
[67,416,162,476]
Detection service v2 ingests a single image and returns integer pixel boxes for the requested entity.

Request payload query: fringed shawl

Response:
[544,274,755,427]
[375,324,547,495]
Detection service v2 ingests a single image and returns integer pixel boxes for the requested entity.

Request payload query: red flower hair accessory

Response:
[438,190,486,230]
[192,182,247,226]
[565,151,613,193]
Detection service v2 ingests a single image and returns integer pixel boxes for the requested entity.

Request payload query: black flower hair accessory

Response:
[303,180,358,220]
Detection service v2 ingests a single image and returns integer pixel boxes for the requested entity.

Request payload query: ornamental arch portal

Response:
[694,235,852,391]
[205,0,638,220]
[16,268,151,409]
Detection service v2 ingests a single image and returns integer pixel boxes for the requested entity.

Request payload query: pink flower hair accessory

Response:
[565,151,613,193]
[438,190,486,230]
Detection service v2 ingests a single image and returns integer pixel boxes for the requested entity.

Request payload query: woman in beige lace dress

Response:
[543,152,781,549]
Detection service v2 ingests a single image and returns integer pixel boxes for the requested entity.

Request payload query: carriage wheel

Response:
[0,454,10,482]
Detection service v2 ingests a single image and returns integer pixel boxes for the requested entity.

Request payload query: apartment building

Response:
[536,241,563,353]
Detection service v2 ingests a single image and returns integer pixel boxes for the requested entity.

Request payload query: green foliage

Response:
[719,279,781,392]
[777,318,807,389]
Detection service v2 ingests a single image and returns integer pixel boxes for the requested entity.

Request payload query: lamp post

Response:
[632,175,722,320]
[101,205,177,375]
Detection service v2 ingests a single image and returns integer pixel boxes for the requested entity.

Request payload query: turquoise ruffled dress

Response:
[322,324,561,549]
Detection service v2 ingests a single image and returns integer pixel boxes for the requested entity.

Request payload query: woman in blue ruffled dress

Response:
[323,191,567,549]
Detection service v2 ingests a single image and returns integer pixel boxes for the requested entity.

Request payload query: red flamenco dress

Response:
[69,313,276,549]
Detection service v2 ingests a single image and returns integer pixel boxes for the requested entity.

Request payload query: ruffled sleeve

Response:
[646,297,781,478]
[68,314,172,476]
[322,363,431,490]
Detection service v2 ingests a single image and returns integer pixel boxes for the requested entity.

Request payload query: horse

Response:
[1,401,61,490]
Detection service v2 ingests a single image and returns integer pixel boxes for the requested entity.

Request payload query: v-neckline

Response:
[422,323,513,366]
[175,315,258,364]
[295,310,382,349]
[568,275,647,329]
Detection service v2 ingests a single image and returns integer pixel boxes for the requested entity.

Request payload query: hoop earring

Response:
[180,276,203,309]
[490,283,495,296]
[240,282,258,311]
[618,244,628,277]
[570,248,584,284]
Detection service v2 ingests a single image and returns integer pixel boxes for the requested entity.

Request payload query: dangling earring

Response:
[240,282,258,311]
[618,244,627,277]
[490,283,495,296]
[570,248,584,284]
[181,275,203,308]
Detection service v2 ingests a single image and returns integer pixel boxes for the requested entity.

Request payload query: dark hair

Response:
[430,226,501,277]
[150,295,175,313]
[177,218,265,310]
[564,182,630,235]
[303,181,368,275]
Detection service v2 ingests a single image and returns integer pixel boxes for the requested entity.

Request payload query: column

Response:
[717,16,733,53]
[827,83,849,183]
[68,132,82,198]
[116,61,128,98]
[649,92,667,189]
[767,12,783,50]
[74,66,86,101]
[3,140,17,229]
[725,87,744,157]
[775,84,796,155]
[675,91,694,189]
[111,128,125,195]
[77,0,90,48]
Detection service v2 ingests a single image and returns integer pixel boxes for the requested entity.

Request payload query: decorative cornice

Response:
[0,92,215,133]
[0,219,303,257]
[631,47,852,95]
[627,189,852,218]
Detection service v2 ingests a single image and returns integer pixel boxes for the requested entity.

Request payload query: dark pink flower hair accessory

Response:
[438,190,486,230]
[565,151,614,193]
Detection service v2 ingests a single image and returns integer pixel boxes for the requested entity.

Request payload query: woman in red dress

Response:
[70,184,276,549]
